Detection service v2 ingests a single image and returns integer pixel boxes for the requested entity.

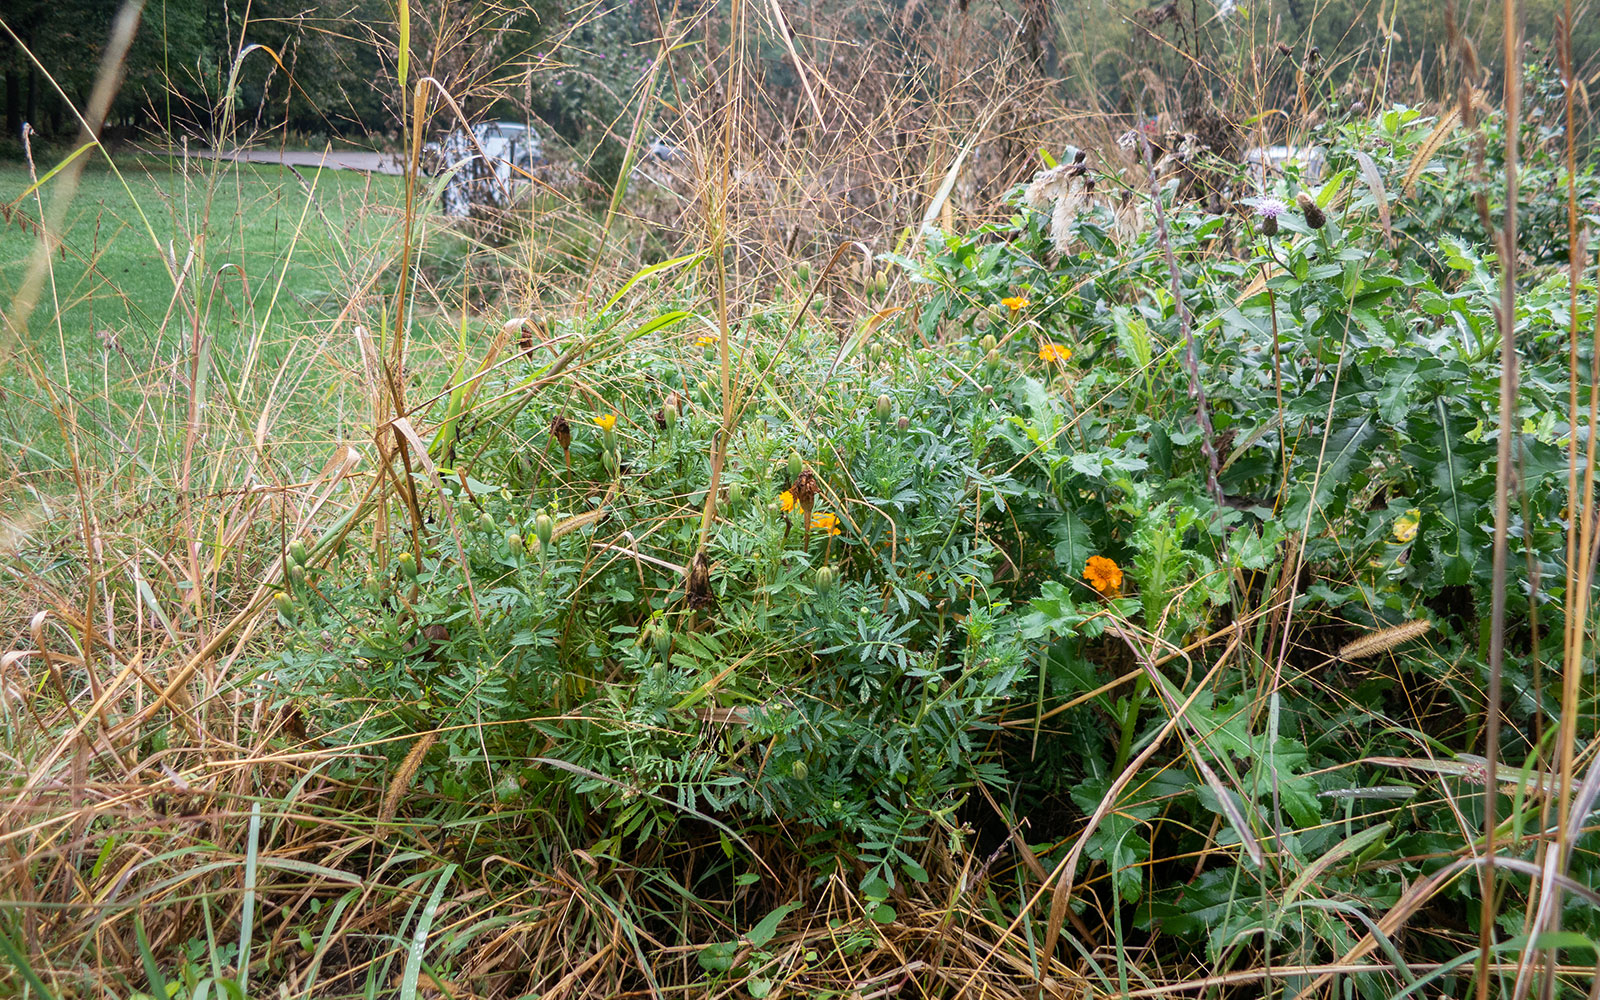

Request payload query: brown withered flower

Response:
[551,414,572,466]
[686,548,715,609]
[653,390,685,430]
[791,469,819,520]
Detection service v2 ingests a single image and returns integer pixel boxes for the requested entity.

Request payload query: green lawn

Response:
[0,158,477,475]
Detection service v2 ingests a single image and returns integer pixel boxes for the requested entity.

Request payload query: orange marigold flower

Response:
[1038,343,1073,363]
[779,490,796,513]
[810,512,842,536]
[1084,555,1123,596]
[695,334,718,348]
[1001,296,1031,312]
[595,413,618,431]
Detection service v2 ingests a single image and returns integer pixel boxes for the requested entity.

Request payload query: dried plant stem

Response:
[1479,0,1520,995]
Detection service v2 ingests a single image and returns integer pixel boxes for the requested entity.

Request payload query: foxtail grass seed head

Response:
[1338,618,1432,660]
[534,512,554,548]
[1296,191,1327,229]
[875,394,892,422]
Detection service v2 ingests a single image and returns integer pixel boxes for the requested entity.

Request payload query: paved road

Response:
[169,148,406,175]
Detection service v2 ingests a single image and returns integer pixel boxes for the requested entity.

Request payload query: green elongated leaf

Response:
[396,0,409,90]
[399,864,457,1000]
[601,252,707,313]
[745,902,802,948]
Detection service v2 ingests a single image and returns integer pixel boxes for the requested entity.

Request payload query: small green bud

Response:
[726,482,744,509]
[663,403,678,431]
[982,384,994,397]
[875,393,892,422]
[986,348,999,366]
[790,759,809,780]
[273,592,296,620]
[979,333,998,354]
[867,342,883,363]
[796,261,812,284]
[815,565,835,593]
[363,573,383,600]
[288,564,306,588]
[396,551,418,581]
[653,624,673,660]
[507,531,524,555]
[602,448,619,474]
[788,451,803,482]
[534,512,555,548]
[288,539,308,566]
[477,512,496,533]
[896,415,910,432]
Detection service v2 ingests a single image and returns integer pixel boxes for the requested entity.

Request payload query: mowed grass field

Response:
[0,158,473,473]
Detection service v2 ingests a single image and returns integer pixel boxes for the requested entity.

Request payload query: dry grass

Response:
[4,0,1597,997]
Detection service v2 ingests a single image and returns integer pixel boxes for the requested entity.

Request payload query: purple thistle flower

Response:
[1256,198,1286,219]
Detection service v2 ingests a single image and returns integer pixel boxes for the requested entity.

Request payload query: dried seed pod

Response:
[551,414,572,466]
[1296,191,1326,229]
[792,469,819,518]
[686,548,715,609]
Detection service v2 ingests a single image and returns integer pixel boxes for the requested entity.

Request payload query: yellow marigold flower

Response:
[695,334,718,348]
[1084,555,1123,596]
[1039,343,1073,363]
[595,413,617,431]
[779,490,796,513]
[1393,509,1420,544]
[810,512,842,536]
[1001,296,1031,312]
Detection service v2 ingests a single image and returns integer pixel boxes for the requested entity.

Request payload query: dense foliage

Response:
[255,81,1600,991]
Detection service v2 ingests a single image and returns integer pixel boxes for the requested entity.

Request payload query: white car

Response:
[423,121,546,218]
[1245,145,1326,191]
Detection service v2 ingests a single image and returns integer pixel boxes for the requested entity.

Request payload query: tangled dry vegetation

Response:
[7,0,1600,998]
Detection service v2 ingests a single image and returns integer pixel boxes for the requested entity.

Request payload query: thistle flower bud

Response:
[1296,191,1327,229]
[875,393,892,422]
[534,512,555,548]
[1262,214,1279,237]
